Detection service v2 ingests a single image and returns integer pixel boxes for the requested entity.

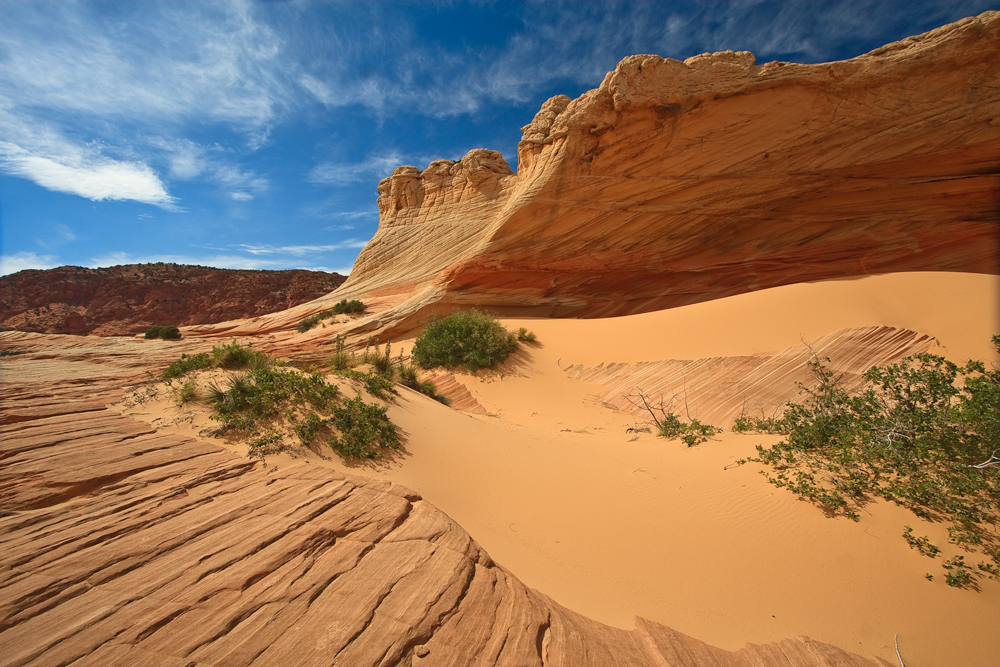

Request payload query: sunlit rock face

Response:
[333,11,999,336]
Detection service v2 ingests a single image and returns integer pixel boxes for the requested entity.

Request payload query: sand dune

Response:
[104,270,1000,666]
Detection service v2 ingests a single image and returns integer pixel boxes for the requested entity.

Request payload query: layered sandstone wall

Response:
[317,11,999,339]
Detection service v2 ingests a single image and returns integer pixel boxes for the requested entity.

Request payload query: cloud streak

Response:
[0,252,59,276]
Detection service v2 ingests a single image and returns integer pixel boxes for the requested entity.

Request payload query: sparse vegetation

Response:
[740,337,1000,586]
[144,324,181,340]
[296,299,367,333]
[162,352,213,380]
[411,309,521,372]
[517,327,537,343]
[626,389,721,446]
[329,335,356,371]
[903,526,940,558]
[175,378,200,404]
[162,341,399,462]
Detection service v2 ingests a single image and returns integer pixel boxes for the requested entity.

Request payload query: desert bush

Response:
[329,335,356,372]
[167,344,399,463]
[162,352,212,380]
[297,310,332,333]
[211,340,267,368]
[396,362,449,404]
[175,378,199,404]
[627,390,721,446]
[328,393,399,459]
[517,327,537,343]
[145,325,181,340]
[412,309,519,372]
[293,412,325,445]
[333,299,366,315]
[744,338,1000,585]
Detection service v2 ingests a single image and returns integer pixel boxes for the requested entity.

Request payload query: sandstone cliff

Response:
[0,264,346,336]
[269,10,999,342]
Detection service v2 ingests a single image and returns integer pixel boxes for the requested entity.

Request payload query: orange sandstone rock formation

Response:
[291,11,998,342]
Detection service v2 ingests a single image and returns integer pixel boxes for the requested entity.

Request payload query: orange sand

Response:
[126,271,1000,666]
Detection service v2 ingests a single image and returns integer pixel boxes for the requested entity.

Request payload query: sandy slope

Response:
[130,271,1000,666]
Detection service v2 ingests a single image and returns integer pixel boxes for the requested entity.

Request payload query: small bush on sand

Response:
[517,327,537,343]
[412,309,519,372]
[742,338,1000,586]
[329,335,356,372]
[162,352,212,380]
[175,378,200,404]
[333,299,366,315]
[328,393,399,459]
[626,389,721,447]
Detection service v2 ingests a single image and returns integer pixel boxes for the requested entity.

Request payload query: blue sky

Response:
[1,0,996,276]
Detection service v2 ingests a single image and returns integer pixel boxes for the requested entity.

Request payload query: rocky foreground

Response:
[0,264,345,336]
[0,332,892,666]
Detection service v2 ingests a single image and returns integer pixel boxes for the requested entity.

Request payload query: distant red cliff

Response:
[0,263,346,336]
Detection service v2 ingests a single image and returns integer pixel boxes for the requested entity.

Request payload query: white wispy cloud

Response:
[308,151,410,186]
[0,139,176,209]
[236,241,368,257]
[0,251,59,276]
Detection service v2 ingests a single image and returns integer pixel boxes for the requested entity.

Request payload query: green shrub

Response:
[902,526,940,558]
[333,299,366,315]
[517,327,537,343]
[175,378,199,404]
[162,352,212,380]
[211,340,266,368]
[628,390,721,446]
[745,338,1000,585]
[297,310,333,333]
[294,412,325,445]
[412,309,519,372]
[329,335,356,372]
[328,393,399,459]
[363,341,395,377]
[145,324,181,340]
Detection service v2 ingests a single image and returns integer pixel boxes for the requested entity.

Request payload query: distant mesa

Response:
[311,10,999,340]
[0,263,346,336]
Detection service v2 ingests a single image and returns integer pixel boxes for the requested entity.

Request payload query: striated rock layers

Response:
[0,264,346,336]
[0,335,891,666]
[321,11,1000,338]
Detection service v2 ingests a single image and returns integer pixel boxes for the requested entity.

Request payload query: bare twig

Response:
[894,633,906,667]
[970,449,1000,469]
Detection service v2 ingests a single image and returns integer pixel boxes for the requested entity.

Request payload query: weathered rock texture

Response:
[262,11,999,343]
[1,334,892,667]
[0,264,346,336]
